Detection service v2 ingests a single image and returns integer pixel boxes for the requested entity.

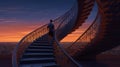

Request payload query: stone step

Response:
[31,43,50,45]
[29,46,53,49]
[34,41,49,43]
[20,62,58,67]
[23,53,54,58]
[20,58,55,64]
[43,64,60,67]
[31,44,52,46]
[26,49,53,53]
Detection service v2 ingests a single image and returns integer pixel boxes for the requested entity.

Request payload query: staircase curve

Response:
[12,0,94,67]
[12,0,120,67]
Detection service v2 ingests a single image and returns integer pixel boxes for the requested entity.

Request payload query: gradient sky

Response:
[0,0,75,42]
[0,0,98,42]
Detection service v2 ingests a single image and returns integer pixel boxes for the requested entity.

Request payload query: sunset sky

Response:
[0,0,97,42]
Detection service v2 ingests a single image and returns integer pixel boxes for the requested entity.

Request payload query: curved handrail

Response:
[52,1,82,66]
[54,31,82,67]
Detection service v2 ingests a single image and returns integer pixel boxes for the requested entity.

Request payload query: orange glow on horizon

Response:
[0,22,44,42]
[0,31,30,42]
[0,21,91,42]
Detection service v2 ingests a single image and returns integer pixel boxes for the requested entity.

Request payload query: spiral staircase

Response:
[12,0,120,67]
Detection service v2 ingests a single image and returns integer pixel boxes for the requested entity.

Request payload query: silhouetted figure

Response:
[47,20,55,44]
[47,19,55,37]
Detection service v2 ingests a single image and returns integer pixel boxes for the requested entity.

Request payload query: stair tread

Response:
[43,64,59,67]
[25,51,53,54]
[31,44,51,46]
[32,43,49,45]
[29,46,53,49]
[34,41,49,43]
[29,46,52,47]
[21,57,55,61]
[35,41,48,42]
[26,49,53,51]
[24,53,54,55]
[20,62,57,67]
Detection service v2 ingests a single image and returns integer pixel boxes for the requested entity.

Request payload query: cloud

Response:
[0,18,5,21]
[0,18,17,22]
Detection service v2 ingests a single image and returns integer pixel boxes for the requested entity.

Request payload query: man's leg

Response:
[48,35,52,45]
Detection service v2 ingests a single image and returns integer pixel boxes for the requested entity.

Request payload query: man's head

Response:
[50,19,53,22]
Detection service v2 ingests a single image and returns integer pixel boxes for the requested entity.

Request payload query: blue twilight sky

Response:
[0,0,75,25]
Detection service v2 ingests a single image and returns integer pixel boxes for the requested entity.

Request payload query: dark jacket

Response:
[47,22,55,36]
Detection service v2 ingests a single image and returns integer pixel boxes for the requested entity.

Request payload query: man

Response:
[47,19,55,37]
[47,19,55,44]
